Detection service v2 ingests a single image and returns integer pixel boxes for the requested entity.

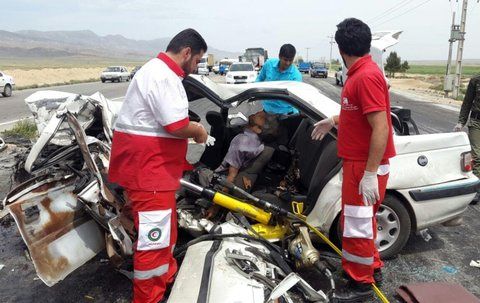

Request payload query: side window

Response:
[0,72,3,77]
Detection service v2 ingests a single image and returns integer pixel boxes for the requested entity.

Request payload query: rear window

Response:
[105,67,121,72]
[229,64,253,72]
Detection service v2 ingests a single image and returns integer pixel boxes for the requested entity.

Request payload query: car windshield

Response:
[313,64,326,68]
[229,64,253,72]
[105,67,121,72]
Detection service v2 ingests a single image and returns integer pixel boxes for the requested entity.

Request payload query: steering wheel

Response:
[189,110,201,122]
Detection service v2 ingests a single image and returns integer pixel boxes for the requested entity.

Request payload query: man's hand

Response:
[453,123,463,132]
[359,170,380,206]
[193,122,208,144]
[311,116,336,140]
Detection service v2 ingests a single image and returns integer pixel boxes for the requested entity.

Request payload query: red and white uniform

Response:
[337,55,396,284]
[109,53,189,303]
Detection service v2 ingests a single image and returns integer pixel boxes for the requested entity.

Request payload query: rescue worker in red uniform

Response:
[108,29,208,303]
[312,18,396,302]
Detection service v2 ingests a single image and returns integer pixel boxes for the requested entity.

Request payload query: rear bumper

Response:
[398,178,479,230]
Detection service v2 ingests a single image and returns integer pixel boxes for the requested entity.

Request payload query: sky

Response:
[2,0,480,62]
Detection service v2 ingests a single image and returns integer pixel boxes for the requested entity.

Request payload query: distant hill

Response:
[0,29,240,61]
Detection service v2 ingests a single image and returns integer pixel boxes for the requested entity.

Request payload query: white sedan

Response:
[225,62,257,84]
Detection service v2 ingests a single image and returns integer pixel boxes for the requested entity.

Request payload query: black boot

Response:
[335,279,373,302]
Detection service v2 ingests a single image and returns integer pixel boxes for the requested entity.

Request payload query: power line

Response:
[367,0,416,23]
[372,0,433,27]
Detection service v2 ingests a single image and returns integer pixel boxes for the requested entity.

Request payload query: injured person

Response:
[198,102,274,191]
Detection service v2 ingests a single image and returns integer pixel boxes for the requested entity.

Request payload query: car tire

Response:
[331,194,411,260]
[127,77,130,82]
[101,79,106,83]
[2,84,12,97]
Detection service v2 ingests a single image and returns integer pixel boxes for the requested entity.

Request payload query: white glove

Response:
[206,135,216,146]
[453,123,463,132]
[359,171,380,206]
[311,116,335,140]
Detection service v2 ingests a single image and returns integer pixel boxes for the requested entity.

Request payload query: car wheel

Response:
[101,79,106,83]
[127,76,130,82]
[2,84,12,97]
[331,195,411,259]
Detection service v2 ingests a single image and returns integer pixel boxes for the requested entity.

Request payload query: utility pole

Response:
[453,0,468,99]
[305,47,311,62]
[328,35,336,71]
[444,11,457,97]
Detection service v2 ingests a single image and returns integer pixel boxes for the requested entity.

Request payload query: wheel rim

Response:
[375,204,401,252]
[6,86,11,95]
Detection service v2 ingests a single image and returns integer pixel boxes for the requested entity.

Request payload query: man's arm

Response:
[458,79,476,125]
[365,111,389,172]
[226,166,240,183]
[256,62,267,82]
[169,121,208,143]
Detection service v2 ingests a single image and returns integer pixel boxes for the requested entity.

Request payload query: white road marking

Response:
[434,104,460,112]
[0,117,33,126]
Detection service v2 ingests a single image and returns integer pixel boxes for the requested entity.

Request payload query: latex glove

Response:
[193,122,208,144]
[359,170,380,206]
[453,123,463,132]
[206,135,216,146]
[311,116,335,140]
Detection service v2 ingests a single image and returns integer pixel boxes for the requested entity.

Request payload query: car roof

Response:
[186,74,340,118]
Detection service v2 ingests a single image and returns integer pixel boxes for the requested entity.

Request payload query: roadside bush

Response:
[1,120,38,140]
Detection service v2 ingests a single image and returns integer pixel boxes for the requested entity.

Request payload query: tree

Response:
[401,60,410,73]
[385,51,402,78]
[331,58,340,65]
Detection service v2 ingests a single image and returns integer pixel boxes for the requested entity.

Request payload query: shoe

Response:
[335,279,373,302]
[341,269,383,285]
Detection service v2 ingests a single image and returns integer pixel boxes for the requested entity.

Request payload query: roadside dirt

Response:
[4,66,136,88]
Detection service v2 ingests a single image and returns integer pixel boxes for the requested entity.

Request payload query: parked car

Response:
[310,62,328,78]
[335,66,344,86]
[0,71,15,97]
[130,66,141,79]
[298,62,312,74]
[197,62,209,76]
[212,64,220,74]
[100,66,130,83]
[225,62,257,84]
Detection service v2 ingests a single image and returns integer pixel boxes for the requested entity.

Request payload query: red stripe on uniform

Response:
[157,53,185,78]
[164,117,189,133]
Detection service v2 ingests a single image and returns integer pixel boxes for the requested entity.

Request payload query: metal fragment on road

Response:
[470,260,480,268]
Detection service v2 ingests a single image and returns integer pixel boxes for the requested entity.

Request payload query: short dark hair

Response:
[335,18,371,57]
[166,28,207,55]
[279,44,296,59]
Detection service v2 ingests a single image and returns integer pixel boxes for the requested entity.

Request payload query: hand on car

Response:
[311,116,335,140]
[193,122,208,144]
[359,170,380,206]
[453,123,463,132]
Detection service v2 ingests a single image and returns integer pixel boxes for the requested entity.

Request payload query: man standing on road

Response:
[312,18,396,302]
[108,29,208,303]
[454,75,480,204]
[256,43,302,114]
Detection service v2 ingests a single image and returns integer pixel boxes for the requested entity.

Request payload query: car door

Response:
[0,72,5,89]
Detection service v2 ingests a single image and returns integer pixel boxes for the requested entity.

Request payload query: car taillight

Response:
[461,151,473,172]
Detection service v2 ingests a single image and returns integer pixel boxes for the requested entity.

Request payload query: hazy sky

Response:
[3,0,480,61]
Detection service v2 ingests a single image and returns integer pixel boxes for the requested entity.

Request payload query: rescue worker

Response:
[454,75,480,205]
[311,18,396,302]
[108,29,208,303]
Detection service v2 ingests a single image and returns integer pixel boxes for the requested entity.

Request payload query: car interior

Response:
[190,100,342,215]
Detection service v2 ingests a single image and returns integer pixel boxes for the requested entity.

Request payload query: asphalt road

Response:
[0,81,130,130]
[1,75,479,303]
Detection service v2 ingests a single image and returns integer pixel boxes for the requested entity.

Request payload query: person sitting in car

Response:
[198,102,274,190]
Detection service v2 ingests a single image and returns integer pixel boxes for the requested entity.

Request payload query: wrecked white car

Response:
[2,76,478,302]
